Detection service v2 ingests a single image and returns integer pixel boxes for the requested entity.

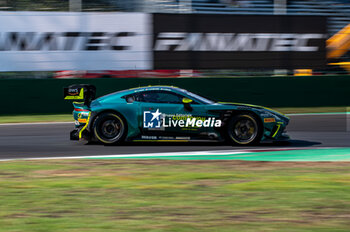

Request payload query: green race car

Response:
[64,85,289,145]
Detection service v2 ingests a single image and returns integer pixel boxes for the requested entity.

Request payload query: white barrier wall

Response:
[0,12,152,71]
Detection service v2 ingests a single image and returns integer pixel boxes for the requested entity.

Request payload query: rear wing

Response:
[64,84,96,107]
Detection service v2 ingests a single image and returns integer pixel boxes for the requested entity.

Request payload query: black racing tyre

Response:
[227,113,263,145]
[93,112,127,144]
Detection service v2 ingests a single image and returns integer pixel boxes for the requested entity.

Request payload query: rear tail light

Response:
[74,108,89,112]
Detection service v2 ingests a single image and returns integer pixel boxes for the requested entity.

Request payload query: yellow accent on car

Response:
[272,123,282,138]
[182,98,193,104]
[79,112,91,139]
[73,101,84,105]
[64,88,84,100]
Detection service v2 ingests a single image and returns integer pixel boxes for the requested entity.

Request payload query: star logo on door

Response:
[143,109,162,128]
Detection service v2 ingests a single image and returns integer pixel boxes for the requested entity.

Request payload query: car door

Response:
[138,90,208,138]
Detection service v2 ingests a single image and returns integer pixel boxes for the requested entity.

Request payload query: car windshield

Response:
[180,89,215,104]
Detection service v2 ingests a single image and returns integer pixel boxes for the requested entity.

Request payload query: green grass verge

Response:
[0,106,348,123]
[1,159,350,232]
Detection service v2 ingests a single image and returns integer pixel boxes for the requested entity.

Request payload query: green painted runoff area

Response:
[86,148,350,161]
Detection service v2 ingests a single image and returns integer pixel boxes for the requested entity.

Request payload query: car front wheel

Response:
[227,113,262,145]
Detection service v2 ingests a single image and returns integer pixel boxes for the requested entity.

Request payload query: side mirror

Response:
[182,98,193,111]
[182,98,193,104]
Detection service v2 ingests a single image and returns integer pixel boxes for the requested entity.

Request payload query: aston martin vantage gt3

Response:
[64,85,289,145]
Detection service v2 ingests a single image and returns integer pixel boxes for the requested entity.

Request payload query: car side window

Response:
[139,91,184,104]
[123,91,199,104]
[123,93,143,103]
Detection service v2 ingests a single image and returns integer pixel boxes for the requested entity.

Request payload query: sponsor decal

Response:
[68,88,79,96]
[64,88,84,100]
[141,135,157,140]
[143,109,162,128]
[140,135,191,140]
[264,118,276,123]
[135,87,172,93]
[76,112,90,124]
[163,116,221,128]
[143,109,222,128]
[176,136,190,140]
[77,112,90,118]
[159,136,175,140]
[80,112,90,117]
[78,118,87,123]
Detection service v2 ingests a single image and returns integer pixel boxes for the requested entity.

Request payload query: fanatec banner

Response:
[153,14,327,69]
[0,12,326,71]
[0,12,151,71]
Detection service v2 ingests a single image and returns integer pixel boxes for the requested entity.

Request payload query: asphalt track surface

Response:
[0,114,349,160]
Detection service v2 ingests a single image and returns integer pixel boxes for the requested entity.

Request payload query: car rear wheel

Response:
[93,112,127,144]
[227,113,262,145]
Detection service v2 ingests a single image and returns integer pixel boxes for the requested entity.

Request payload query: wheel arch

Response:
[219,109,263,128]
